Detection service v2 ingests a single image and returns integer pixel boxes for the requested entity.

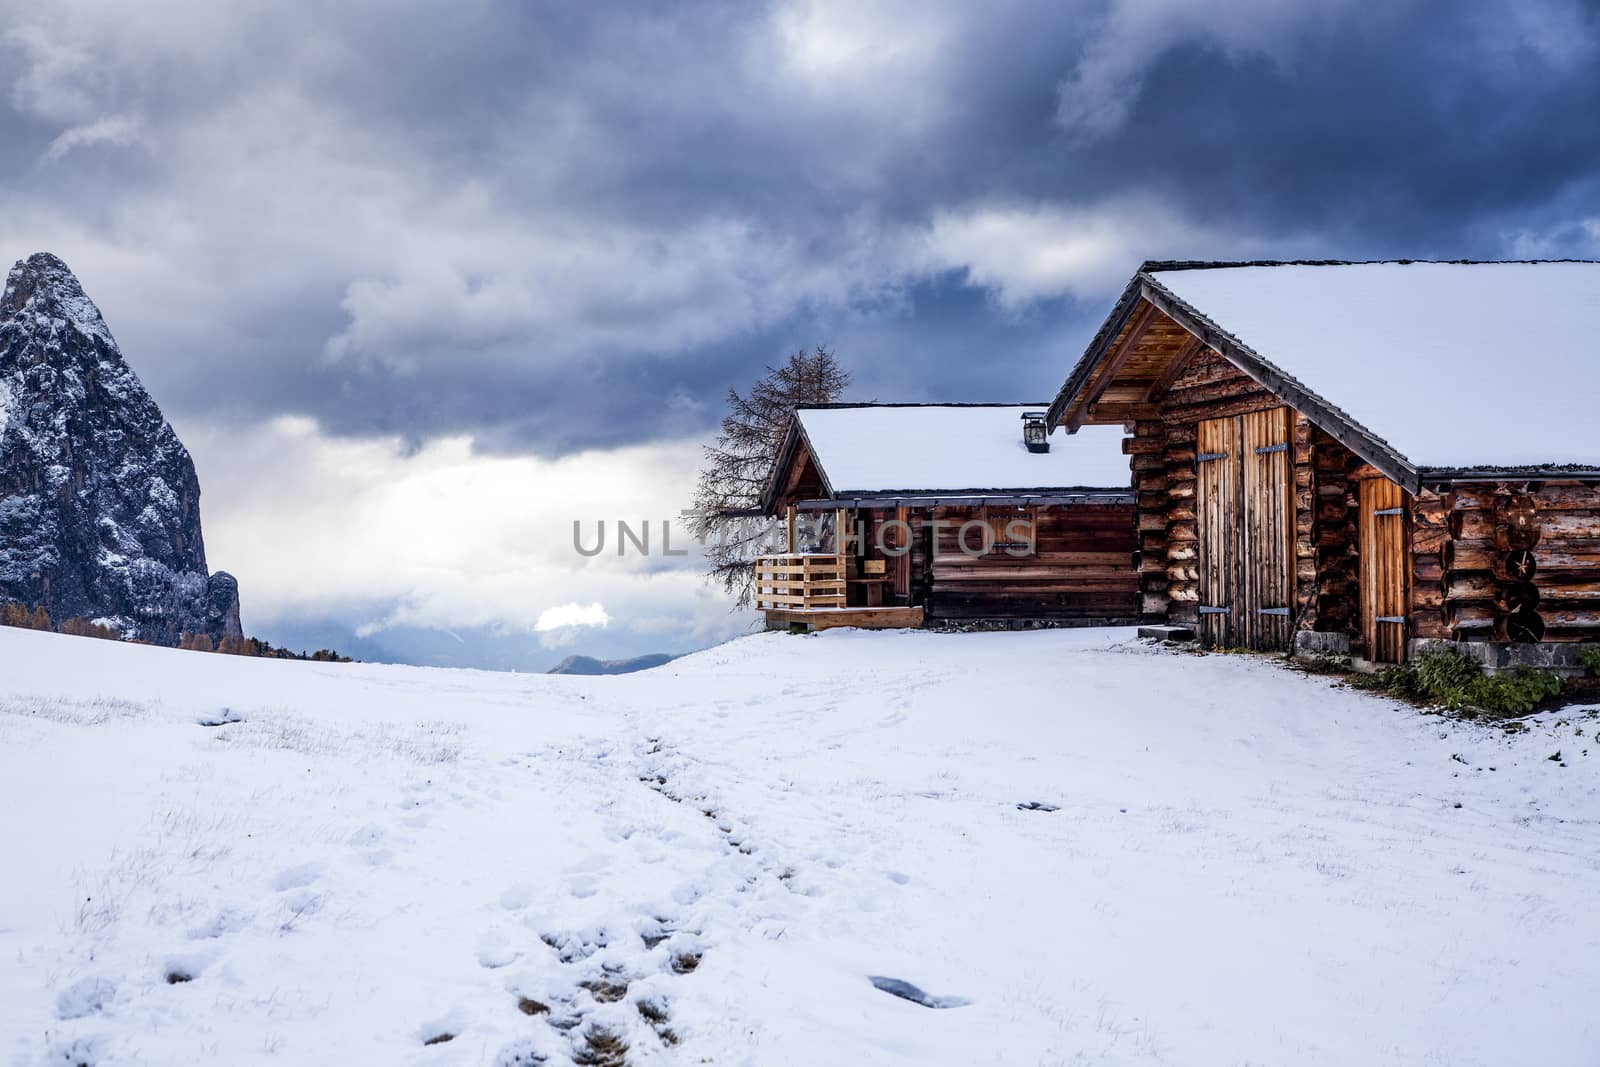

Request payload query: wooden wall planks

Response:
[922,503,1138,622]
[1241,408,1294,651]
[1192,408,1293,651]
[1196,415,1238,646]
[1359,478,1408,663]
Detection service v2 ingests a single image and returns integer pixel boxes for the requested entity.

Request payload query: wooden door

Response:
[1241,408,1294,650]
[1196,415,1240,647]
[1196,408,1294,650]
[891,505,911,603]
[1360,479,1409,663]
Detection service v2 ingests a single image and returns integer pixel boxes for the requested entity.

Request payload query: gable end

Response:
[1050,269,1422,494]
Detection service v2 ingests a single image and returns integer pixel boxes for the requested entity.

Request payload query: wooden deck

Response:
[762,605,925,633]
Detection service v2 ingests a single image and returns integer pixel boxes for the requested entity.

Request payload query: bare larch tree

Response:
[688,346,850,606]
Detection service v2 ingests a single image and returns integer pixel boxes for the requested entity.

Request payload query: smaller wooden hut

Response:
[757,404,1138,630]
[1047,259,1600,666]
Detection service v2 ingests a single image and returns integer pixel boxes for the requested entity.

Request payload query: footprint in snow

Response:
[348,822,394,866]
[417,1009,467,1048]
[541,928,608,963]
[564,854,611,898]
[578,976,630,1003]
[43,1034,105,1065]
[163,949,213,985]
[187,906,250,940]
[492,1037,549,1065]
[868,975,971,1009]
[399,782,433,821]
[55,976,117,1019]
[639,917,675,949]
[277,887,323,926]
[499,883,540,910]
[1017,801,1060,812]
[476,931,521,969]
[271,862,324,892]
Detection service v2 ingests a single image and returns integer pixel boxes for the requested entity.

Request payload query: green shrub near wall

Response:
[1579,647,1600,677]
[1351,649,1563,717]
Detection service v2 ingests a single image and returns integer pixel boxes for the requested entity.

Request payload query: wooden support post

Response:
[894,505,911,602]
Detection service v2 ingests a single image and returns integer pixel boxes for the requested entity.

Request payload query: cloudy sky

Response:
[3,0,1598,669]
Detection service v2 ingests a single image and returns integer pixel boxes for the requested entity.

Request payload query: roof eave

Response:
[827,485,1134,497]
[1418,466,1600,485]
[795,489,1136,509]
[795,401,1050,410]
[757,419,800,515]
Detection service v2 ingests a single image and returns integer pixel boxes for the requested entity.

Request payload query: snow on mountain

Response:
[2,625,1597,1065]
[548,652,676,675]
[0,252,241,644]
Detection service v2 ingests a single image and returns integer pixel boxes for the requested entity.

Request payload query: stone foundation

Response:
[1294,631,1351,657]
[1409,639,1600,677]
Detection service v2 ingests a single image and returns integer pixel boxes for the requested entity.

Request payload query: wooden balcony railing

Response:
[754,554,847,611]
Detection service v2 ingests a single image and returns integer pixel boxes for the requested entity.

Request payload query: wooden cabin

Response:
[758,404,1139,631]
[1049,259,1600,665]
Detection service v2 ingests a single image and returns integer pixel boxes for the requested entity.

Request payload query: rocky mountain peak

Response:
[0,252,242,645]
[3,252,114,340]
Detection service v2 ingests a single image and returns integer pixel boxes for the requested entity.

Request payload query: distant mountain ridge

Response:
[0,252,241,645]
[548,652,675,676]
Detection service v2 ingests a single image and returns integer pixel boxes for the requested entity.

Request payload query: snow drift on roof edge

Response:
[1147,261,1600,471]
[796,407,1131,493]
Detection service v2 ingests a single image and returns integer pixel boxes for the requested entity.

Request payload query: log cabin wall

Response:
[1126,348,1364,644]
[1410,488,1450,642]
[918,503,1138,622]
[1419,481,1600,644]
[1123,343,1600,654]
[1309,427,1363,643]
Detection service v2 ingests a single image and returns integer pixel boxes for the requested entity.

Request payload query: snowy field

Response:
[2,626,1598,1066]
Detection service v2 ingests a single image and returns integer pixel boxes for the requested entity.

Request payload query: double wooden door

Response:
[1196,407,1294,650]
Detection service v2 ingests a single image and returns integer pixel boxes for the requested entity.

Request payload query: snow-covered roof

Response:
[1142,260,1600,473]
[793,405,1131,495]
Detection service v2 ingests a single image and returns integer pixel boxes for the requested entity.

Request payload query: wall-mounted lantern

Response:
[1021,411,1050,453]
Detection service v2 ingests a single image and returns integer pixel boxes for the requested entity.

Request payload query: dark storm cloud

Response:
[1065,20,1600,244]
[3,0,1598,457]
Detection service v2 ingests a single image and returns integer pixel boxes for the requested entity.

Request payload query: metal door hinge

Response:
[1256,607,1291,616]
[1374,508,1404,516]
[1197,605,1230,615]
[1196,452,1229,462]
[1254,443,1289,454]
[1376,615,1407,624]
